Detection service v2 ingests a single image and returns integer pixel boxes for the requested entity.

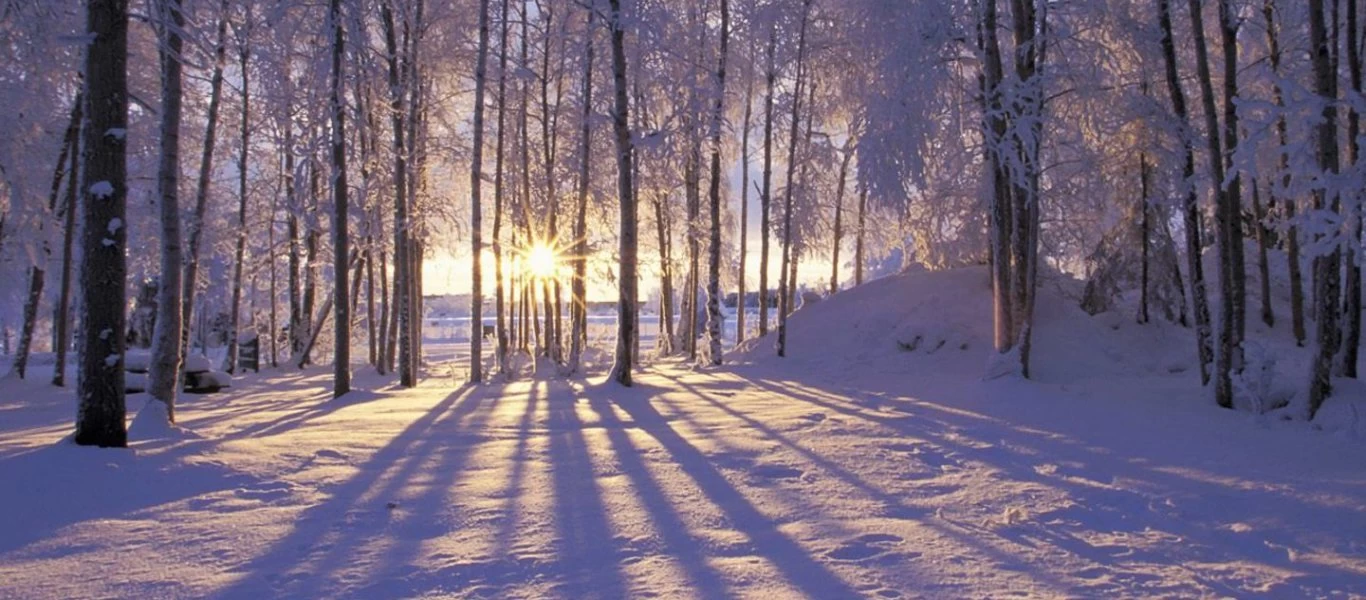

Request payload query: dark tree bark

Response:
[854,180,866,286]
[1307,0,1341,418]
[1252,180,1274,328]
[1158,0,1213,385]
[1340,0,1362,377]
[381,2,415,386]
[703,0,730,365]
[329,0,351,397]
[468,0,489,382]
[1186,0,1236,407]
[606,0,638,385]
[74,0,131,447]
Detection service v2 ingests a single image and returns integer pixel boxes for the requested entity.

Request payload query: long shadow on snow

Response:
[595,381,864,598]
[742,371,1366,597]
[0,437,252,557]
[210,382,500,600]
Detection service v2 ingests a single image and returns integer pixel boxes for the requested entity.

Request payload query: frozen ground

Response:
[1,267,1364,599]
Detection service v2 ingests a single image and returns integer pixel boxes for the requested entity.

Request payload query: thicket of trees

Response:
[1,0,1363,445]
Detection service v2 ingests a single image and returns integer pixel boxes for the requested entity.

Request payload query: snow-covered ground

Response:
[2,267,1365,599]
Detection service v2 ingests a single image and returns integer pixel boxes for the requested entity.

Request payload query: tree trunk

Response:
[181,0,230,368]
[74,0,131,447]
[758,28,776,338]
[1307,0,1341,418]
[1158,0,1213,384]
[854,180,866,286]
[737,49,753,344]
[52,93,82,387]
[1139,153,1151,324]
[1262,0,1304,347]
[830,142,852,295]
[568,1,594,374]
[147,0,186,421]
[14,92,80,379]
[776,0,812,358]
[328,0,351,397]
[607,0,637,386]
[493,0,511,378]
[227,16,251,375]
[1187,0,1235,408]
[467,0,490,382]
[381,2,414,387]
[1252,179,1274,328]
[1339,0,1362,377]
[703,0,730,365]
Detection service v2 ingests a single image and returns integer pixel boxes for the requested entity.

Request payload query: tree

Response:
[74,0,131,447]
[469,0,490,383]
[147,0,186,422]
[607,0,638,386]
[1157,0,1213,385]
[776,0,812,359]
[227,7,252,375]
[1307,0,1340,419]
[329,0,351,398]
[703,0,730,365]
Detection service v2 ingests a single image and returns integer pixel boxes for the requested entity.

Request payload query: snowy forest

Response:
[1,0,1365,598]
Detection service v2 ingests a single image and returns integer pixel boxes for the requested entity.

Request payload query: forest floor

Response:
[2,267,1365,599]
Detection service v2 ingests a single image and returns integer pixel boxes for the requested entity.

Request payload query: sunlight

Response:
[525,243,559,279]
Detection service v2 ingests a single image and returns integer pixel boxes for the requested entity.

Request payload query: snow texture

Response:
[0,267,1363,599]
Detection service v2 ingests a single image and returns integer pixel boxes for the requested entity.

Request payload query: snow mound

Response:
[731,266,1193,384]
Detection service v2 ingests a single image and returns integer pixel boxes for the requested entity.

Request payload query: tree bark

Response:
[1340,0,1362,377]
[1252,179,1274,328]
[704,0,730,365]
[328,0,351,397]
[181,0,230,368]
[776,0,812,358]
[381,2,415,386]
[147,0,186,420]
[1158,0,1213,385]
[52,93,82,387]
[1187,0,1236,408]
[14,92,80,379]
[74,0,131,447]
[227,13,251,374]
[607,0,638,386]
[468,0,490,382]
[1307,0,1341,418]
[758,28,776,338]
[568,1,594,374]
[493,0,511,378]
[1262,0,1304,347]
[854,180,866,286]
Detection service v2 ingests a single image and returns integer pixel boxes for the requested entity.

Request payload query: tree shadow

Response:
[740,370,1366,597]
[209,383,497,599]
[591,381,865,598]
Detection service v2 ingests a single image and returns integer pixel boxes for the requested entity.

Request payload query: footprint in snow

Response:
[825,533,907,561]
[749,464,805,482]
[234,480,295,502]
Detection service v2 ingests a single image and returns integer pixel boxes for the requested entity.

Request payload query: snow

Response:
[1,267,1364,599]
[88,181,114,198]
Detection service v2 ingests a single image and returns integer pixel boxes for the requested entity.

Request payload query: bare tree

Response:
[469,0,491,382]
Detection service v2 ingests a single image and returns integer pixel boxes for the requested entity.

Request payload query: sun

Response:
[525,243,559,279]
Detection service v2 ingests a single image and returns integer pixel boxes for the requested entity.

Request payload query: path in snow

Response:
[1,362,1364,599]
